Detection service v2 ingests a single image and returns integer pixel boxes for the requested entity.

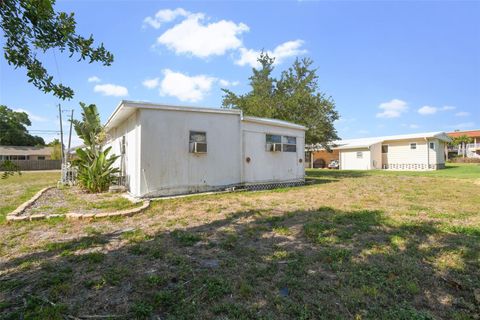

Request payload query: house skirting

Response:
[139,179,305,198]
[382,163,445,171]
[242,180,305,191]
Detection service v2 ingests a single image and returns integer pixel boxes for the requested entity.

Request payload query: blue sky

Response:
[0,0,479,145]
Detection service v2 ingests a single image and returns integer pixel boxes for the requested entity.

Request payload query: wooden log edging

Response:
[6,187,151,222]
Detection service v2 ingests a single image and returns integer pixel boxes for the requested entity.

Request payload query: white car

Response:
[328,160,339,169]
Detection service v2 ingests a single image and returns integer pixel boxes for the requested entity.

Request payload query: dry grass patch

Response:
[0,165,479,319]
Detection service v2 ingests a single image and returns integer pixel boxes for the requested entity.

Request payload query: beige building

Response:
[307,132,451,171]
[0,146,53,160]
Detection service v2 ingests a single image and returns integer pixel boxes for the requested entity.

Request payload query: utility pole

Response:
[58,104,64,164]
[66,110,74,164]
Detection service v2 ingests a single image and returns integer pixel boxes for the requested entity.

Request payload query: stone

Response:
[200,259,220,269]
[279,287,289,297]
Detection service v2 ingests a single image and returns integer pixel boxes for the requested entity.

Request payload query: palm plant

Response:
[450,135,473,158]
[72,103,119,192]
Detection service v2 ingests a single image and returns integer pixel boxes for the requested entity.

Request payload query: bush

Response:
[449,157,480,163]
[0,160,21,179]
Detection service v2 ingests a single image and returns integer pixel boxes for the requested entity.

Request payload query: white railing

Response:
[466,143,480,150]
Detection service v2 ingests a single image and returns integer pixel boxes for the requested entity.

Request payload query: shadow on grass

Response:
[306,169,369,179]
[1,207,479,319]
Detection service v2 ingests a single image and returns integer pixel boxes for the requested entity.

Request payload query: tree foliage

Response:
[222,53,339,146]
[0,160,21,179]
[72,103,119,193]
[47,138,61,160]
[450,135,473,147]
[450,135,473,158]
[0,0,114,100]
[72,102,104,149]
[0,105,45,146]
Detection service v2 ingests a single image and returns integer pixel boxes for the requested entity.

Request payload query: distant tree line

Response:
[0,105,45,146]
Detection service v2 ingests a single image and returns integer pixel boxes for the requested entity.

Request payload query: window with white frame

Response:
[410,143,417,150]
[266,134,282,152]
[429,142,435,150]
[356,151,363,159]
[189,131,207,153]
[382,145,389,153]
[282,136,297,152]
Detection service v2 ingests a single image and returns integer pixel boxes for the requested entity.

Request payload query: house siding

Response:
[382,138,444,170]
[105,111,141,196]
[340,148,371,170]
[369,142,382,169]
[138,108,242,197]
[241,120,305,184]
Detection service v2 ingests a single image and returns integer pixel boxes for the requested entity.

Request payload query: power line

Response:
[52,48,62,84]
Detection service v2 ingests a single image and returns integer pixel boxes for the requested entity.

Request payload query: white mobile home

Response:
[105,101,306,197]
[308,132,451,171]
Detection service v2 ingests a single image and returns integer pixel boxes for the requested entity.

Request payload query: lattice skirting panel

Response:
[243,181,305,191]
[382,163,444,170]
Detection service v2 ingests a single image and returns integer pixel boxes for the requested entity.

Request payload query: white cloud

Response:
[376,99,408,118]
[143,8,190,29]
[218,79,239,87]
[235,40,307,68]
[142,78,160,89]
[87,76,101,83]
[159,69,215,102]
[156,13,249,58]
[455,111,470,117]
[418,105,438,115]
[358,129,369,134]
[94,84,128,97]
[442,105,456,111]
[14,108,48,122]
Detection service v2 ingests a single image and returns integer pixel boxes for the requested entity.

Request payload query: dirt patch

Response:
[20,186,141,218]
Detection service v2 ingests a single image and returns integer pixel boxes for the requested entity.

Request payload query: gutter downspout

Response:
[425,137,430,170]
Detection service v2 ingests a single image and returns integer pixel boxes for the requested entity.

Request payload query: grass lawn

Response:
[0,171,60,223]
[0,164,479,319]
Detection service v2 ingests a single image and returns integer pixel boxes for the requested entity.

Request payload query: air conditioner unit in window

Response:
[190,142,207,153]
[272,143,282,152]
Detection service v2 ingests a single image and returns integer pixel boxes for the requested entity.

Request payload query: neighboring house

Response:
[0,146,53,160]
[0,146,60,170]
[306,132,451,171]
[105,101,306,197]
[447,129,480,159]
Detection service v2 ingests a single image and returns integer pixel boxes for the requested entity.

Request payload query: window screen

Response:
[382,145,388,153]
[356,152,363,159]
[410,143,417,150]
[282,136,297,152]
[429,142,435,150]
